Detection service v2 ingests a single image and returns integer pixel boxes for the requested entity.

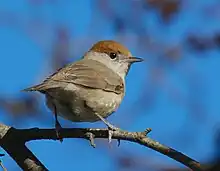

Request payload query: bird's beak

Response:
[125,56,144,63]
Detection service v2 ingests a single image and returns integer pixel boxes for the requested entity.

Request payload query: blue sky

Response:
[0,0,220,170]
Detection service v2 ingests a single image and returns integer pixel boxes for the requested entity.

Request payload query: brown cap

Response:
[89,40,132,57]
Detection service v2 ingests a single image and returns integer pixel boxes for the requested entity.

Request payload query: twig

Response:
[0,123,203,171]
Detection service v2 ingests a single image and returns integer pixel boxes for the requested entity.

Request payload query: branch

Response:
[0,123,203,171]
[0,124,48,171]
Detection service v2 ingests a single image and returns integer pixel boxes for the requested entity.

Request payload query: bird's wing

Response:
[24,59,124,94]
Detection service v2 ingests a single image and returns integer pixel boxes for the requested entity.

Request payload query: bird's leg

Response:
[53,104,63,143]
[94,113,119,130]
[94,113,120,143]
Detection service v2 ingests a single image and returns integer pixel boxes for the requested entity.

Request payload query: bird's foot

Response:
[94,113,121,144]
[85,132,96,148]
[107,124,121,145]
[55,121,63,143]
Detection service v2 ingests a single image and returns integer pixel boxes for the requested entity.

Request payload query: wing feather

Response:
[35,59,124,94]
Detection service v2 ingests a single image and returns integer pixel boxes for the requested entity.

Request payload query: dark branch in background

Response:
[0,123,203,171]
[145,0,181,23]
[187,33,220,52]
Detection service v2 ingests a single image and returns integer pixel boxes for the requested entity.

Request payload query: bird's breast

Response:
[84,89,123,117]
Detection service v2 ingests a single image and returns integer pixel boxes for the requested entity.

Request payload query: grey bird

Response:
[22,40,143,141]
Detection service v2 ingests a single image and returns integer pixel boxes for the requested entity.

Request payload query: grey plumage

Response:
[22,59,125,122]
[22,40,143,134]
[23,59,124,94]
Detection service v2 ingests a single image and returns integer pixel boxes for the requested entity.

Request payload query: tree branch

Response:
[0,124,48,171]
[0,123,203,171]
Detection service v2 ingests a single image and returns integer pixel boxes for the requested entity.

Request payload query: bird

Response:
[22,40,143,141]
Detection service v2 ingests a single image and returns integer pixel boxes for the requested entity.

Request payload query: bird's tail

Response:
[21,83,46,92]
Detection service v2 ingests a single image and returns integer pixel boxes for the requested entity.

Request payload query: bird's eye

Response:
[109,53,117,59]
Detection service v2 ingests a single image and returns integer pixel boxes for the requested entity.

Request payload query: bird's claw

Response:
[107,124,120,144]
[94,113,121,144]
[85,132,96,148]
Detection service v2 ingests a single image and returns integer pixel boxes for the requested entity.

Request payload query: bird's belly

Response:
[45,86,122,122]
